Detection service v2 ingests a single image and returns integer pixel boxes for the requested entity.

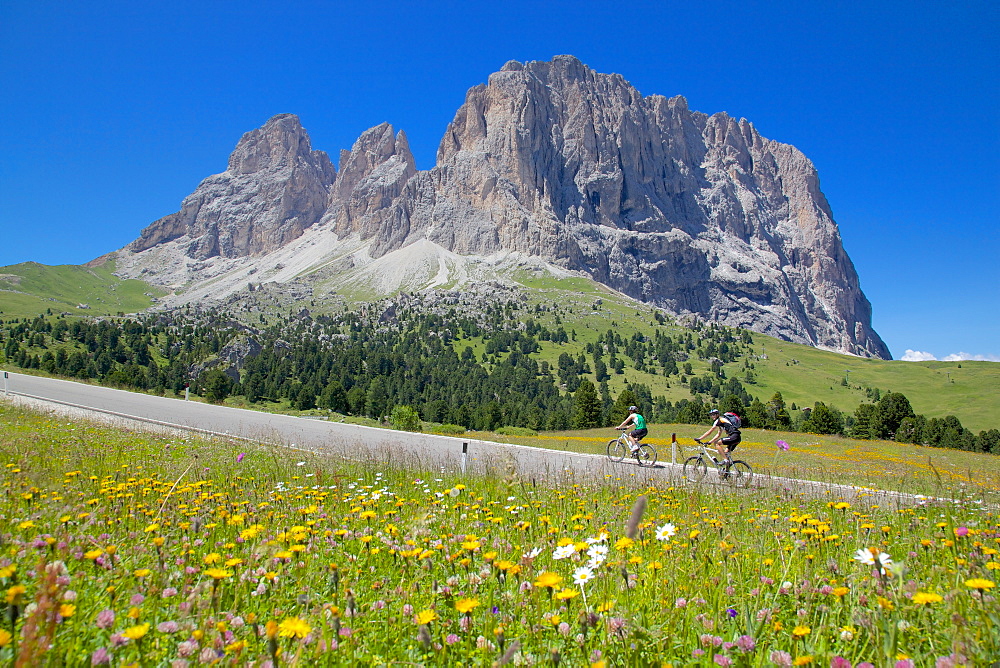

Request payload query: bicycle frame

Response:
[607,431,657,467]
[682,440,752,487]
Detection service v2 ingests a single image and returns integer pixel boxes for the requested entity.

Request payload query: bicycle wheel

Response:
[730,461,753,488]
[607,438,627,462]
[635,444,657,467]
[682,456,707,483]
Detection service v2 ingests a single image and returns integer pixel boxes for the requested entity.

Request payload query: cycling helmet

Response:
[628,405,638,412]
[708,408,720,415]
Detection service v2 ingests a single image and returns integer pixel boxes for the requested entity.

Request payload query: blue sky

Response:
[1,1,997,361]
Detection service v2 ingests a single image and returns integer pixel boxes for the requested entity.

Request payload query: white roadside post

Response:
[671,432,677,465]
[461,441,468,475]
[3,371,7,395]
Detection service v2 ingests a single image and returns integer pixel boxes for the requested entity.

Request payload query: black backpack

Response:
[722,412,742,434]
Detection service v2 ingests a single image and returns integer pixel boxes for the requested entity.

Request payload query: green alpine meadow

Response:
[0,401,997,665]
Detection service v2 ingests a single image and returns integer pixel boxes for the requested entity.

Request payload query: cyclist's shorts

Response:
[722,433,741,451]
[630,428,648,441]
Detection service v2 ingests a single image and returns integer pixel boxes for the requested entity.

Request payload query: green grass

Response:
[0,260,164,319]
[497,272,999,433]
[1,402,998,665]
[3,259,996,434]
[465,423,1000,499]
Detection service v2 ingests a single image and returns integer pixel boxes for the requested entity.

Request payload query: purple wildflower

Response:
[770,650,792,667]
[95,609,115,629]
[776,440,790,451]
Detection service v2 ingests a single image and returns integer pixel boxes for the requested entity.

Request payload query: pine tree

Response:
[610,388,640,427]
[571,380,602,429]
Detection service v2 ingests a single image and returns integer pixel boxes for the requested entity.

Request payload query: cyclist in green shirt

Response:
[616,406,648,453]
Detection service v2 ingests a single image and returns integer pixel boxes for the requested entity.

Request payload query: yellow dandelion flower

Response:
[793,657,813,666]
[59,603,76,618]
[133,569,152,578]
[5,585,26,605]
[277,616,312,639]
[614,537,634,551]
[205,568,233,580]
[831,586,849,598]
[0,629,11,647]
[455,598,479,614]
[912,592,943,605]
[203,553,222,565]
[533,571,563,589]
[555,588,580,601]
[0,564,16,578]
[965,578,995,590]
[122,623,150,640]
[414,609,438,625]
[792,625,810,637]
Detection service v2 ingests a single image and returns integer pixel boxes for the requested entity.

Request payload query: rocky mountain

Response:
[111,55,890,359]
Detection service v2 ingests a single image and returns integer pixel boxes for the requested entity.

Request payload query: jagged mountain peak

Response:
[113,56,889,359]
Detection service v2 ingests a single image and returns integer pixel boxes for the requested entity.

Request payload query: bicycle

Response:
[607,430,657,467]
[682,439,752,487]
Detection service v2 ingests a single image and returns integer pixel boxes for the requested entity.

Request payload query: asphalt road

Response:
[1,372,955,506]
[1,371,659,486]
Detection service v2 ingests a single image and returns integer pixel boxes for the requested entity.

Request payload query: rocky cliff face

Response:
[128,114,335,259]
[116,56,889,359]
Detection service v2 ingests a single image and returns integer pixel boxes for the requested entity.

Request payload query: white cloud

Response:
[900,349,1000,362]
[941,352,1000,362]
[901,350,937,361]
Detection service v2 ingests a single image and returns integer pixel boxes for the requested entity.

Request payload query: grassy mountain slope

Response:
[0,260,163,319]
[2,257,995,433]
[490,270,998,433]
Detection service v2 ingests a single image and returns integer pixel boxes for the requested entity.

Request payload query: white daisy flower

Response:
[587,543,609,560]
[573,566,595,585]
[553,544,576,560]
[655,523,677,541]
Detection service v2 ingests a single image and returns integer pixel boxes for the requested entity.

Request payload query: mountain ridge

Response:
[110,55,889,359]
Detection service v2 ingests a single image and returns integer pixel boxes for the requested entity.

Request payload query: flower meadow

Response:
[0,404,998,666]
